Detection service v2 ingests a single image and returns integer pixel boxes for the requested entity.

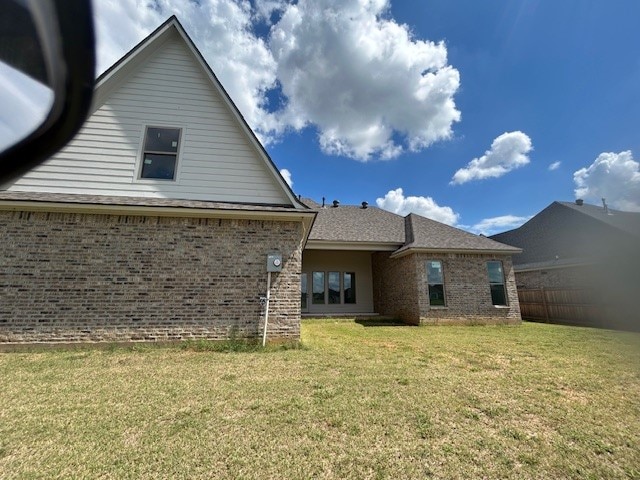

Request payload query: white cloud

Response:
[94,1,461,159]
[268,0,461,160]
[280,168,293,187]
[94,0,279,141]
[375,188,459,225]
[253,0,288,23]
[451,131,533,184]
[573,151,640,211]
[548,161,561,171]
[466,215,531,236]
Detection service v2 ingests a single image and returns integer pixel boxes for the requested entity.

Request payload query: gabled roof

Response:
[392,213,521,257]
[92,16,305,210]
[304,199,521,255]
[490,200,640,267]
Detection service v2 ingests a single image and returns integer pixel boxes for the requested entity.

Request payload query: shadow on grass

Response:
[355,318,408,327]
[180,338,305,353]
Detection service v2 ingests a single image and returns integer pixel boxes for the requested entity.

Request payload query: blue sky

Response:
[94,0,640,233]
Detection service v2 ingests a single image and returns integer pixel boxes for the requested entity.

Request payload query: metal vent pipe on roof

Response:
[575,199,583,206]
[361,201,368,209]
[332,200,339,207]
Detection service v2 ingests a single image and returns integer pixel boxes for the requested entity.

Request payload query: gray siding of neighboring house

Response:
[0,209,302,344]
[515,265,594,289]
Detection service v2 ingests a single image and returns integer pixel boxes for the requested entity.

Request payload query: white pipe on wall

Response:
[262,271,272,347]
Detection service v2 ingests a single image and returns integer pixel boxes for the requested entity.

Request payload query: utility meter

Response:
[266,252,283,272]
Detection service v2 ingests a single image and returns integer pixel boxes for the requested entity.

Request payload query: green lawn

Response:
[1,321,639,479]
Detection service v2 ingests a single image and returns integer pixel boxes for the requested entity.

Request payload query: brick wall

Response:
[372,252,421,324]
[373,252,521,325]
[0,210,302,344]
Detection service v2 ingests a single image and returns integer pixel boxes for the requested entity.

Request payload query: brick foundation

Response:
[0,210,302,344]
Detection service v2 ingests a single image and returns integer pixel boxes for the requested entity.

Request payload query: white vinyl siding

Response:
[4,31,291,205]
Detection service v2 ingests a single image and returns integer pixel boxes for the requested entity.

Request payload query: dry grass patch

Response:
[1,321,639,479]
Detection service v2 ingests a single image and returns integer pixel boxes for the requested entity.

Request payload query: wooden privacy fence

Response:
[517,287,608,328]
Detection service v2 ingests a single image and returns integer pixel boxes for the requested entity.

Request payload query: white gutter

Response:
[0,200,316,223]
[390,247,522,259]
[305,240,402,251]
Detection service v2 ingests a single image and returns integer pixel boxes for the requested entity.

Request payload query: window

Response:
[300,273,308,310]
[312,272,325,304]
[343,272,356,304]
[328,272,341,304]
[426,260,445,306]
[306,271,356,305]
[487,261,507,306]
[140,127,181,180]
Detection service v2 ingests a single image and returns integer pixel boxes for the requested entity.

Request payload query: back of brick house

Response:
[0,17,522,346]
[0,17,313,344]
[302,201,522,325]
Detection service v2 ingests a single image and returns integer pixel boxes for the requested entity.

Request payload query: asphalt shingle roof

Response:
[395,213,521,254]
[557,201,640,237]
[306,202,405,243]
[305,199,520,253]
[489,201,640,266]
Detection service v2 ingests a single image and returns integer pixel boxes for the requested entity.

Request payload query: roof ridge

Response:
[404,215,414,245]
[555,200,639,237]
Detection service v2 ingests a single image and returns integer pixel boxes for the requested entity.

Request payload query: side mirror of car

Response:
[0,0,95,182]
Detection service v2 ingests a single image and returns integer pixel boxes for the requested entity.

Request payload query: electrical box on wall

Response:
[266,252,283,272]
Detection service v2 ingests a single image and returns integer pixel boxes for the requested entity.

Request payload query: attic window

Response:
[140,127,181,180]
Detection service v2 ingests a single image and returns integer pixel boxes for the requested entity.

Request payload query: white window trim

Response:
[134,124,185,183]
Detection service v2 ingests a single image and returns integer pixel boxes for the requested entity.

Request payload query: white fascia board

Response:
[305,240,401,251]
[390,247,522,259]
[0,200,316,223]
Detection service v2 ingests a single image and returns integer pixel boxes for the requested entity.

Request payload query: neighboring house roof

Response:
[304,199,520,255]
[490,200,640,269]
[556,201,640,237]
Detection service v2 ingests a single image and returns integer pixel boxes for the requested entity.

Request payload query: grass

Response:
[1,320,639,479]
